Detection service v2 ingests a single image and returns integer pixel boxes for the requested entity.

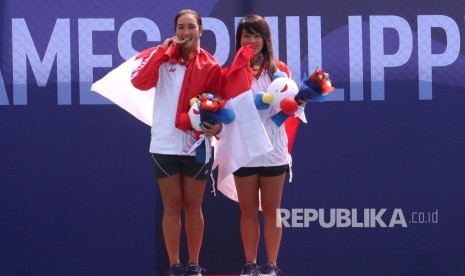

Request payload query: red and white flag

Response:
[91,54,155,126]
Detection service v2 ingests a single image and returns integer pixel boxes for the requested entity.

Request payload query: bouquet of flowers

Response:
[198,93,235,126]
[295,67,335,103]
[187,93,235,163]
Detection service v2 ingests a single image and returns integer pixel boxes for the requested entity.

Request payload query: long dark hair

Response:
[236,15,277,78]
[174,9,202,31]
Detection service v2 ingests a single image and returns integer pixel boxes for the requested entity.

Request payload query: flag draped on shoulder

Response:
[213,45,273,203]
[91,49,159,126]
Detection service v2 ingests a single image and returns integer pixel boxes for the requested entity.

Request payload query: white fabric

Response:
[91,55,197,156]
[148,63,196,155]
[91,55,154,126]
[188,134,212,163]
[214,90,273,202]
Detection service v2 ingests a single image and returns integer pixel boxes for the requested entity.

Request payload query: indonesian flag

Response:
[213,91,273,202]
[213,45,273,203]
[91,53,155,126]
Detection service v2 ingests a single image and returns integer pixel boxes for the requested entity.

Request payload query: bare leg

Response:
[234,174,260,263]
[182,175,207,264]
[260,173,285,265]
[157,173,183,266]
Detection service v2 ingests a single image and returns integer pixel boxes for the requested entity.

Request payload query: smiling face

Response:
[175,12,202,52]
[240,29,264,56]
[236,15,274,61]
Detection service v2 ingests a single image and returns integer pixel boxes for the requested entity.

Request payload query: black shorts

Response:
[151,153,213,180]
[233,165,289,177]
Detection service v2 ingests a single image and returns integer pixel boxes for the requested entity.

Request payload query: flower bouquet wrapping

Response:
[295,67,335,103]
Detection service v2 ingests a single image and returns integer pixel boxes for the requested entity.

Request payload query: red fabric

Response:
[131,46,166,91]
[130,45,225,130]
[284,116,300,153]
[223,45,255,99]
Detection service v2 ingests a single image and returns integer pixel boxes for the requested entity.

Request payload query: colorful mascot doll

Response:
[254,68,335,127]
[185,93,235,163]
[253,71,299,126]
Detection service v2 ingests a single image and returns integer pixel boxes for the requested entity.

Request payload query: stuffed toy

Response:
[253,71,299,126]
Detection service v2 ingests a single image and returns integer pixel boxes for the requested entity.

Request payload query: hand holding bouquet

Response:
[187,93,235,163]
[188,93,235,131]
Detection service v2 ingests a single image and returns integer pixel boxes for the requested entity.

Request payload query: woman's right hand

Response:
[162,36,188,49]
[228,44,256,73]
[201,122,222,138]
